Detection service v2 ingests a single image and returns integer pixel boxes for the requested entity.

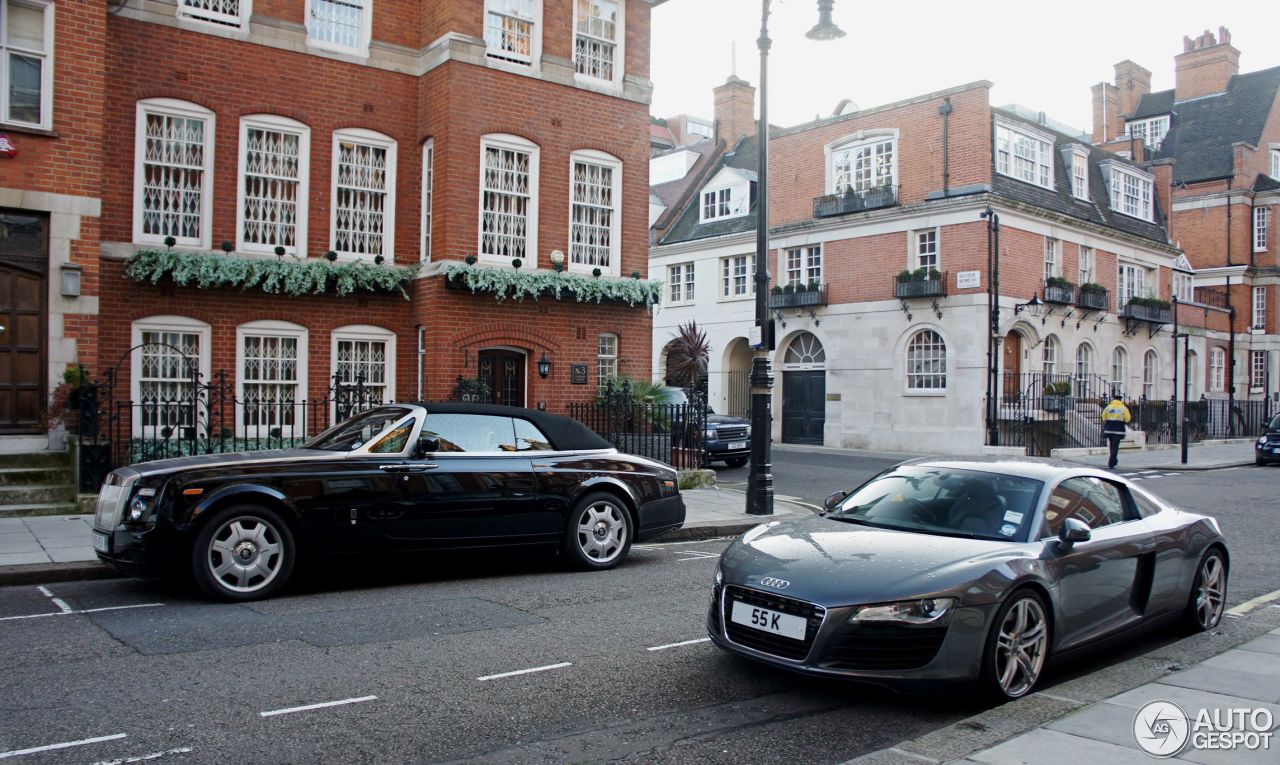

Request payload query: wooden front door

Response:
[479,349,525,408]
[781,370,826,445]
[1002,331,1022,400]
[0,211,47,434]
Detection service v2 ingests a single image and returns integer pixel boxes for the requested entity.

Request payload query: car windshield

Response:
[832,466,1044,542]
[304,407,414,452]
[1266,414,1280,431]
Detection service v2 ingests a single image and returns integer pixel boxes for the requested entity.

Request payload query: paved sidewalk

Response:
[1055,439,1259,471]
[0,486,810,587]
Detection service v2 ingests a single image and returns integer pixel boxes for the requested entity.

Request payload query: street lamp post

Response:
[981,206,1001,447]
[746,0,844,516]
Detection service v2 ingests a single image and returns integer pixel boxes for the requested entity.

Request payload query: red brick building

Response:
[1,0,661,456]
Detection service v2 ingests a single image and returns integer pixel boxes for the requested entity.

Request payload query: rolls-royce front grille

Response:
[715,427,749,442]
[820,623,948,670]
[722,585,825,661]
[93,473,133,531]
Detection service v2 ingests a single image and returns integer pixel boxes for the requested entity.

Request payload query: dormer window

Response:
[1271,147,1279,180]
[1125,116,1170,151]
[1069,147,1089,201]
[1104,162,1155,222]
[995,120,1053,190]
[697,168,754,223]
[829,133,896,194]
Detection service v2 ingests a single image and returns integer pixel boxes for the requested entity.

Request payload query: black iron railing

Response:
[566,380,707,469]
[768,286,827,308]
[1121,301,1173,324]
[1077,287,1109,311]
[1043,282,1076,305]
[813,185,899,217]
[1128,397,1274,444]
[894,272,947,299]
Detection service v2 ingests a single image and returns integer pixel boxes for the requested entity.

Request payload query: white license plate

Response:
[730,600,806,640]
[92,531,109,553]
[728,441,747,450]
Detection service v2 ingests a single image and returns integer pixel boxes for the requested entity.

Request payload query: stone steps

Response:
[0,451,71,469]
[0,450,82,519]
[0,483,79,505]
[0,502,82,518]
[0,467,67,486]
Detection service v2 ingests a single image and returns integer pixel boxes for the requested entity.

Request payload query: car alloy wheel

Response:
[563,492,633,570]
[193,505,295,601]
[986,591,1049,700]
[1187,549,1227,632]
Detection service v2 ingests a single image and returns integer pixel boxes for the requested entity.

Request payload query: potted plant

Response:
[41,366,91,432]
[896,269,913,284]
[1043,380,1073,412]
[1046,276,1073,289]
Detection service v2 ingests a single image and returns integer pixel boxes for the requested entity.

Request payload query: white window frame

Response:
[305,0,372,57]
[1209,347,1225,392]
[1074,343,1094,388]
[597,332,618,389]
[485,0,541,67]
[1125,115,1170,150]
[826,131,898,195]
[913,229,939,272]
[130,316,212,435]
[1254,206,1269,254]
[906,329,947,392]
[1253,286,1267,331]
[719,254,753,300]
[1272,148,1280,181]
[1078,246,1095,286]
[1042,335,1059,377]
[478,133,539,266]
[1173,271,1193,304]
[1110,346,1127,396]
[1142,349,1158,400]
[698,184,750,223]
[1108,164,1155,222]
[1070,147,1089,200]
[176,0,252,30]
[995,119,1054,190]
[781,245,822,287]
[421,138,434,262]
[331,324,396,411]
[236,320,309,439]
[1043,238,1060,280]
[667,262,694,305]
[573,0,624,88]
[331,127,397,262]
[1,0,54,130]
[133,98,216,249]
[1118,263,1148,308]
[1250,350,1267,391]
[235,114,310,257]
[568,149,621,275]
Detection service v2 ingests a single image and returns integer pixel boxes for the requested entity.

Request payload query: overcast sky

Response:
[650,0,1280,135]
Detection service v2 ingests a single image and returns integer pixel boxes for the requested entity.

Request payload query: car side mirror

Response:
[1058,517,1092,546]
[414,435,440,459]
[823,490,849,511]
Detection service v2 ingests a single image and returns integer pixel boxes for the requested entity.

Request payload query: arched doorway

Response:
[479,348,526,407]
[723,337,752,418]
[780,332,826,444]
[1002,330,1022,401]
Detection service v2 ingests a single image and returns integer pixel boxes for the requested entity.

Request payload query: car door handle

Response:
[379,464,438,473]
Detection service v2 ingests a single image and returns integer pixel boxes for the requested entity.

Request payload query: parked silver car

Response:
[708,458,1228,700]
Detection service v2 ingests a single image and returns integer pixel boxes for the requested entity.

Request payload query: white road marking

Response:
[647,637,711,652]
[635,538,733,549]
[36,585,72,614]
[91,747,193,765]
[1226,587,1280,616]
[1036,691,1084,705]
[0,733,126,760]
[0,603,164,622]
[477,662,572,682]
[259,695,377,718]
[673,550,721,561]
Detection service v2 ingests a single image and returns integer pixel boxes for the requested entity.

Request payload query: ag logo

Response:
[1134,700,1190,757]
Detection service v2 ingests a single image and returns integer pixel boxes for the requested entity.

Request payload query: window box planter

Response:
[768,287,827,309]
[1121,300,1172,324]
[813,185,899,217]
[893,272,946,299]
[1044,281,1076,304]
[1078,286,1109,311]
[1042,395,1074,413]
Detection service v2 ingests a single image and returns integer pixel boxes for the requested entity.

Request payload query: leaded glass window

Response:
[177,0,246,28]
[308,0,367,53]
[570,157,617,270]
[240,120,305,253]
[138,104,210,246]
[242,335,300,437]
[335,338,387,402]
[139,330,201,429]
[906,330,946,390]
[574,0,618,82]
[486,0,536,64]
[481,140,534,260]
[334,133,393,259]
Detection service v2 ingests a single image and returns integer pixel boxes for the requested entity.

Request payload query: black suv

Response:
[662,387,751,468]
[1256,414,1280,466]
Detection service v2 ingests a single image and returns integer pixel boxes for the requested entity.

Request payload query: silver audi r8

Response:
[707,458,1228,701]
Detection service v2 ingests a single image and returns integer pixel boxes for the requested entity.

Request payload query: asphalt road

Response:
[0,459,1275,765]
[710,444,905,507]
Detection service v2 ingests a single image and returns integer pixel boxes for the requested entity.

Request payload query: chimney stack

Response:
[1091,81,1121,143]
[1114,60,1151,119]
[713,75,756,147]
[1175,26,1239,101]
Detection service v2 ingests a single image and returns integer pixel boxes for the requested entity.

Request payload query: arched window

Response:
[1143,349,1158,400]
[331,324,396,410]
[1209,347,1225,392]
[906,330,946,390]
[1042,335,1058,377]
[783,332,826,368]
[1110,346,1128,396]
[236,320,309,438]
[1075,343,1093,380]
[130,316,212,434]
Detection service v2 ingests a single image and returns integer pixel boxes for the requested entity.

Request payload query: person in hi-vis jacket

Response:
[1101,394,1132,469]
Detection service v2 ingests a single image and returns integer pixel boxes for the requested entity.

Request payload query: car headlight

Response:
[849,597,957,625]
[1259,436,1269,446]
[714,567,723,587]
[705,428,718,439]
[128,496,149,522]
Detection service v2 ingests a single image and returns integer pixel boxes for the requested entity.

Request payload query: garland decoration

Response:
[442,261,662,306]
[124,248,421,299]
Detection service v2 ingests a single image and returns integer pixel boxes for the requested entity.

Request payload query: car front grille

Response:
[715,427,749,442]
[722,585,825,661]
[94,473,133,531]
[820,623,949,670]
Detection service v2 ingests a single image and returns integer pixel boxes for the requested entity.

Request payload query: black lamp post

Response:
[747,1,844,516]
[981,206,1001,447]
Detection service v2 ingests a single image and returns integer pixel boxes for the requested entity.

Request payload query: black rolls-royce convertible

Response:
[93,404,686,600]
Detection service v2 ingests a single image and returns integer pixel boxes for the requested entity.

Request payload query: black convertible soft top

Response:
[413,402,615,452]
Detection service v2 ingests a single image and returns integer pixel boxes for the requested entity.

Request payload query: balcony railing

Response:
[813,185,899,217]
[1077,286,1109,311]
[768,286,827,309]
[1043,282,1076,305]
[894,272,947,299]
[1121,301,1173,324]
